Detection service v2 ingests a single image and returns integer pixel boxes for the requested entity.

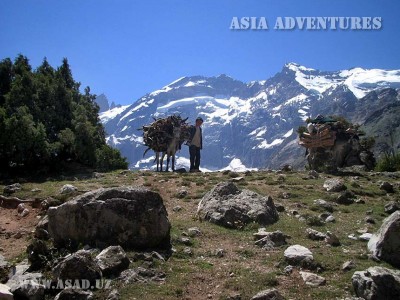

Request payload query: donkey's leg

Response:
[160,153,165,172]
[166,155,170,172]
[172,154,175,172]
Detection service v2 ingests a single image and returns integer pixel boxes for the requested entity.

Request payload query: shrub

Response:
[375,152,400,172]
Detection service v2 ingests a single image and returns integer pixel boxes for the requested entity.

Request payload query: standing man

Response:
[188,117,203,172]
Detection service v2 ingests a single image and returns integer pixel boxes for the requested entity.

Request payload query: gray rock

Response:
[342,260,356,271]
[359,233,373,241]
[60,184,77,194]
[323,179,346,192]
[0,255,11,283]
[368,211,400,268]
[118,267,165,284]
[352,266,400,300]
[254,230,288,250]
[183,247,193,256]
[336,190,355,205]
[325,231,341,246]
[306,228,326,241]
[313,199,334,212]
[308,170,319,178]
[53,250,102,285]
[250,288,284,300]
[385,201,400,214]
[176,189,188,199]
[3,183,22,195]
[325,215,336,223]
[48,187,171,250]
[0,283,13,300]
[26,239,50,271]
[380,181,394,193]
[106,289,120,300]
[284,265,294,275]
[284,245,313,265]
[365,216,376,224]
[214,249,225,258]
[187,227,201,237]
[172,205,182,212]
[299,271,326,287]
[54,289,93,300]
[197,182,279,229]
[19,208,30,217]
[11,280,45,300]
[96,246,130,277]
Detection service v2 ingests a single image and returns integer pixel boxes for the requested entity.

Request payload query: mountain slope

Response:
[100,63,400,170]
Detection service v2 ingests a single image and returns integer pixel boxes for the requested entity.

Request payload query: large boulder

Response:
[0,255,11,283]
[368,211,400,268]
[6,271,44,300]
[53,250,102,285]
[0,283,13,300]
[352,266,400,300]
[54,289,93,300]
[48,187,171,250]
[284,245,314,265]
[96,246,130,277]
[197,182,279,229]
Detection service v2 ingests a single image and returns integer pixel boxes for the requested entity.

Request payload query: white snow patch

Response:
[284,94,308,106]
[221,158,257,172]
[283,128,294,138]
[99,105,129,124]
[254,138,284,149]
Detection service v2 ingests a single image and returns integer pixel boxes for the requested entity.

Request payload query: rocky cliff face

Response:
[99,63,400,170]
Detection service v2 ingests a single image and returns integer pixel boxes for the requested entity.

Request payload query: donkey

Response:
[160,125,182,172]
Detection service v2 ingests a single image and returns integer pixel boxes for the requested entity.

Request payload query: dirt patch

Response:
[0,204,41,260]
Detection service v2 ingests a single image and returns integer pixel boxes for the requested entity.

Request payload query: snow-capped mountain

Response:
[100,63,400,170]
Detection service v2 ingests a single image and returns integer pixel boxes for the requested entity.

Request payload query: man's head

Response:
[195,117,203,126]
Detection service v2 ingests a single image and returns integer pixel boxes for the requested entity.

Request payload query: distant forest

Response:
[0,55,128,176]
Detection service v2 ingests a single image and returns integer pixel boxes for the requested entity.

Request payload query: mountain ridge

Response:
[99,63,400,171]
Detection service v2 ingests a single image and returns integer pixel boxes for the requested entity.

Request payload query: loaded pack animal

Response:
[141,115,190,171]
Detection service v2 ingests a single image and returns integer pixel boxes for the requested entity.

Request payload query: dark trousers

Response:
[189,145,201,170]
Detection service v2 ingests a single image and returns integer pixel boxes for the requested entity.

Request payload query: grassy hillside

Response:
[1,169,398,299]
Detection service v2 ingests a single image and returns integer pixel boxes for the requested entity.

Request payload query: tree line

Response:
[0,54,128,176]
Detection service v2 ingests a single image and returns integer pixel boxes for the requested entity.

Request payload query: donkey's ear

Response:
[182,117,188,123]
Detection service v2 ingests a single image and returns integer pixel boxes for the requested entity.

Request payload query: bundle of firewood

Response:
[140,115,191,153]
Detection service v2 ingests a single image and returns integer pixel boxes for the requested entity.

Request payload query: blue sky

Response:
[1,0,399,105]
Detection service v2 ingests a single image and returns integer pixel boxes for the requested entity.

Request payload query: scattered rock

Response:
[26,238,50,270]
[308,170,319,178]
[359,233,373,241]
[197,182,279,229]
[11,279,45,300]
[0,255,11,283]
[92,172,105,179]
[60,184,78,194]
[54,288,94,300]
[385,201,400,214]
[17,203,25,214]
[3,183,22,195]
[214,249,225,258]
[96,246,130,277]
[18,208,29,217]
[306,228,326,241]
[365,216,376,224]
[250,288,284,300]
[183,247,193,256]
[336,190,355,205]
[380,181,394,193]
[325,215,336,223]
[231,177,244,183]
[254,230,289,250]
[284,265,294,275]
[352,266,400,300]
[106,289,120,300]
[342,260,356,271]
[313,199,334,212]
[368,211,400,268]
[275,203,285,212]
[176,189,188,199]
[119,267,165,284]
[323,179,346,192]
[172,205,182,212]
[284,245,313,265]
[0,283,13,300]
[355,199,365,204]
[325,231,341,246]
[53,250,102,285]
[48,186,171,250]
[187,227,201,237]
[299,271,326,287]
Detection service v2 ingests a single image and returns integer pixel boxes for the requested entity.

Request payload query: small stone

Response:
[183,247,192,256]
[284,245,313,265]
[172,206,182,212]
[359,233,373,241]
[17,203,25,214]
[365,217,375,224]
[384,201,400,214]
[275,203,285,212]
[323,178,346,192]
[177,189,188,199]
[3,183,22,195]
[231,177,244,182]
[306,228,326,241]
[187,227,201,237]
[284,265,294,275]
[336,190,355,205]
[60,184,77,194]
[366,209,373,215]
[251,288,284,300]
[300,271,326,286]
[179,237,192,246]
[106,289,120,300]
[313,199,334,212]
[308,170,319,178]
[380,182,394,193]
[355,199,366,204]
[215,249,225,258]
[19,208,30,217]
[342,260,356,271]
[325,215,336,223]
[325,231,340,246]
[348,234,358,240]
